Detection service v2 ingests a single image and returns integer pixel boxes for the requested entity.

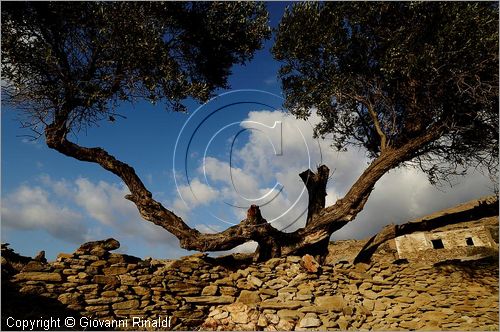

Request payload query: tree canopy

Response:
[2,1,270,130]
[273,2,498,184]
[1,1,498,261]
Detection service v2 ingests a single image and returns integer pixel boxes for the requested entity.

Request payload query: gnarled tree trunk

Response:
[298,165,330,262]
[45,110,445,262]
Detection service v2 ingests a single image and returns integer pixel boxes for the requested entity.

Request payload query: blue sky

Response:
[1,2,496,260]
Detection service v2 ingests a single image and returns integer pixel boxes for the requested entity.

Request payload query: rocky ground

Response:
[201,254,498,331]
[2,197,499,330]
[2,236,498,331]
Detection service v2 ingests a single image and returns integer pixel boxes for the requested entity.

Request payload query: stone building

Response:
[393,218,498,261]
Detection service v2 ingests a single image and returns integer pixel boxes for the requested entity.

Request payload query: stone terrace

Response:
[2,236,498,331]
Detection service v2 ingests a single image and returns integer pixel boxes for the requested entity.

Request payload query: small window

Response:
[431,239,444,249]
[466,237,474,246]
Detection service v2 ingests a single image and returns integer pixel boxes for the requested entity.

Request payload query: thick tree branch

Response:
[346,93,388,151]
[353,195,499,263]
[309,123,446,231]
[299,165,329,226]
[44,109,446,260]
[44,117,292,257]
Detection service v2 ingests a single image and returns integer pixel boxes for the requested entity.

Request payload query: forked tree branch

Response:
[366,102,387,151]
[345,93,388,152]
[299,165,329,226]
[44,112,446,259]
[44,117,289,256]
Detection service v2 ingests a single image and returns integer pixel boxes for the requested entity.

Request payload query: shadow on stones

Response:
[433,255,499,293]
[209,253,254,271]
[1,245,106,331]
[1,279,107,331]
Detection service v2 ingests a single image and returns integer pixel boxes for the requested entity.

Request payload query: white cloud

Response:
[179,109,496,251]
[74,178,128,225]
[179,178,218,206]
[39,175,74,198]
[172,178,218,218]
[1,185,87,243]
[5,176,184,256]
[4,109,494,258]
[202,157,259,198]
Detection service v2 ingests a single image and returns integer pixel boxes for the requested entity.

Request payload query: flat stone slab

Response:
[14,272,62,282]
[314,295,344,312]
[184,296,235,304]
[298,305,329,313]
[259,301,305,310]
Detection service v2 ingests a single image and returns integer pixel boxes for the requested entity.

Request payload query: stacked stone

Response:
[202,256,499,331]
[6,239,499,331]
[9,239,232,330]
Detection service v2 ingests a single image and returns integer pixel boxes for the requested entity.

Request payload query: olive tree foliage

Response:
[273,2,498,185]
[2,1,498,261]
[2,2,294,259]
[2,1,270,131]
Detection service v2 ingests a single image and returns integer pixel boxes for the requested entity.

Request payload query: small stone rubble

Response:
[2,238,498,331]
[201,256,498,331]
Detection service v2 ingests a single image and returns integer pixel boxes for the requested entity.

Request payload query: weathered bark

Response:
[44,111,445,261]
[354,195,499,263]
[299,165,330,261]
[246,205,281,262]
[300,165,330,226]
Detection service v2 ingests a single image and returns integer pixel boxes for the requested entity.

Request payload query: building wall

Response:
[427,226,493,248]
[394,232,429,256]
[394,226,496,260]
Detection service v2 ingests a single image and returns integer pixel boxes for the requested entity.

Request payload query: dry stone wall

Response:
[4,239,233,330]
[3,238,499,331]
[202,255,498,331]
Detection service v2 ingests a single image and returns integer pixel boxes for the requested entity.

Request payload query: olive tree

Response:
[269,1,498,258]
[2,1,498,261]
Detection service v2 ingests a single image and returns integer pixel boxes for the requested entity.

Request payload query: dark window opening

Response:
[431,239,444,249]
[466,237,474,246]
